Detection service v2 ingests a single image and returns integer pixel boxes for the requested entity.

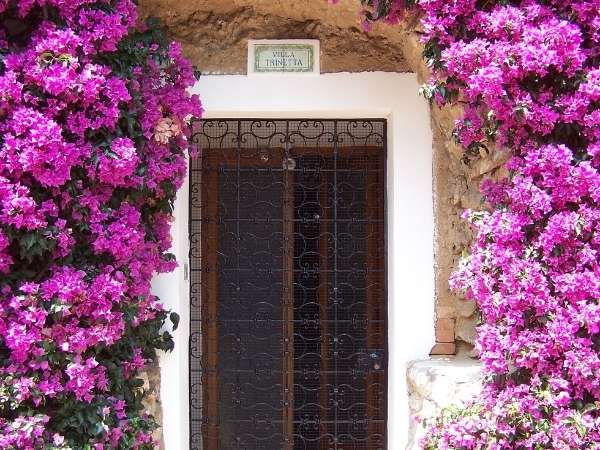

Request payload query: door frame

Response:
[154,72,435,450]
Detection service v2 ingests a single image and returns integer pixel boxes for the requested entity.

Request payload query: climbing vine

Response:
[354,0,600,447]
[0,1,201,448]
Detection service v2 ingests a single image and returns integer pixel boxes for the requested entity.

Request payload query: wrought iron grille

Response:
[189,120,387,450]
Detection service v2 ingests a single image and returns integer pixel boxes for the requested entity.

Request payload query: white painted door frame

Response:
[152,72,435,450]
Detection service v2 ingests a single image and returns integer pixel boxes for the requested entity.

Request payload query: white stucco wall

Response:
[152,72,435,450]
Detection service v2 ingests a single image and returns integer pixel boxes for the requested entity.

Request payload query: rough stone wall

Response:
[140,361,165,449]
[389,16,509,355]
[407,359,484,449]
[428,103,509,355]
[139,0,411,74]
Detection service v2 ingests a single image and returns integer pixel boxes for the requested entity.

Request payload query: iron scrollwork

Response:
[189,120,387,450]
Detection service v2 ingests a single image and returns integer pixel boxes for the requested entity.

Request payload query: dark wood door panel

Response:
[190,119,387,450]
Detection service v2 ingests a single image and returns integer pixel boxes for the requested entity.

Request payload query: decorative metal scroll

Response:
[189,120,387,450]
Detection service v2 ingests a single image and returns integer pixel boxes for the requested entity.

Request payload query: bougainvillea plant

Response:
[351,0,600,448]
[0,0,201,448]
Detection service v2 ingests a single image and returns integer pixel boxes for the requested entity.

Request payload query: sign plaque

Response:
[248,40,320,75]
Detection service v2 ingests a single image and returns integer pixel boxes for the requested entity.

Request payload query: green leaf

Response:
[170,312,180,331]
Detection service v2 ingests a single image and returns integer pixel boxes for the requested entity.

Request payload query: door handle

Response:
[356,349,386,371]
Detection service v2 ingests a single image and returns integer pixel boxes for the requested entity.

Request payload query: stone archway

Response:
[138,0,506,447]
[139,0,505,355]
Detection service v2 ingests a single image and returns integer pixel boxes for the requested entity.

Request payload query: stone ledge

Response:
[406,358,483,450]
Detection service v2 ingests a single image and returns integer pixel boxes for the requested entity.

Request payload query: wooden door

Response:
[189,120,387,450]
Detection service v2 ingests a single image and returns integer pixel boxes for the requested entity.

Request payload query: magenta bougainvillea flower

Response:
[0,1,201,448]
[357,0,600,448]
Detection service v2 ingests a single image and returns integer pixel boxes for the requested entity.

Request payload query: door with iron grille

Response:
[189,120,387,450]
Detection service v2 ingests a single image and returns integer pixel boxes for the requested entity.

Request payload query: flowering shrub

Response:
[0,1,201,448]
[355,0,600,448]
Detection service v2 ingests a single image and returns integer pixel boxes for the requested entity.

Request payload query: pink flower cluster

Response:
[353,0,600,448]
[0,0,201,447]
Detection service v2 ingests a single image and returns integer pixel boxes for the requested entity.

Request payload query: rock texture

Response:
[407,358,484,450]
[138,0,410,74]
[140,361,165,449]
[430,109,509,355]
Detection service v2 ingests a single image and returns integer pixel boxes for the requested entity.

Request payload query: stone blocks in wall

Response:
[140,362,165,449]
[406,358,483,450]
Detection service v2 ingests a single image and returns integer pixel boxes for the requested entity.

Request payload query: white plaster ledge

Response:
[406,358,483,450]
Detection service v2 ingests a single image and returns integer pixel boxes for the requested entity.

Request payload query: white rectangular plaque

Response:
[248,39,320,75]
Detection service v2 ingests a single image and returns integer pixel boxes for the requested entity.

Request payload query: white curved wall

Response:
[152,72,435,450]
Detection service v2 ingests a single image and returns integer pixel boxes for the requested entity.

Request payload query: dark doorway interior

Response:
[189,119,387,450]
